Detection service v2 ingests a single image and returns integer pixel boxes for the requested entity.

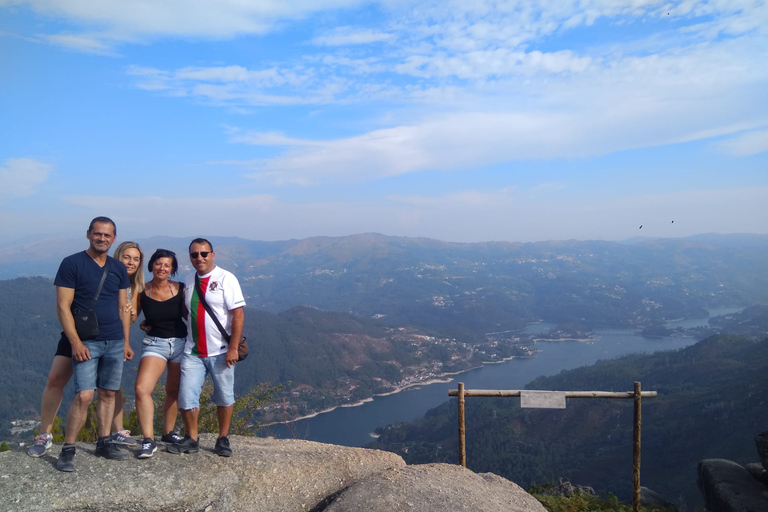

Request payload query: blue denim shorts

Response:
[141,336,185,364]
[178,353,235,409]
[72,339,125,393]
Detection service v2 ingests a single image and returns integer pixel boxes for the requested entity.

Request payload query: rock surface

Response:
[0,435,546,512]
[324,463,547,512]
[1,435,404,512]
[756,430,768,471]
[697,458,768,512]
[538,477,595,497]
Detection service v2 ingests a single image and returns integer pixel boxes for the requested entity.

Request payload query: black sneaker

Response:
[166,435,199,455]
[214,436,232,457]
[138,438,157,459]
[56,445,76,472]
[95,439,128,461]
[159,431,183,445]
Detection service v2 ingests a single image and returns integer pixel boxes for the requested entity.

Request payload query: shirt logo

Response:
[208,281,220,291]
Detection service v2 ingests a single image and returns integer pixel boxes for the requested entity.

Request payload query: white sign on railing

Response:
[520,390,566,409]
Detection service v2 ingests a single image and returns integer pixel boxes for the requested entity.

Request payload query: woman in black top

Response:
[134,249,187,458]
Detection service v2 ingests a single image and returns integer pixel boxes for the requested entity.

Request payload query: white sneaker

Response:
[27,432,53,457]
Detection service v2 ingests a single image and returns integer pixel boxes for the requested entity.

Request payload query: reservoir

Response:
[262,308,742,446]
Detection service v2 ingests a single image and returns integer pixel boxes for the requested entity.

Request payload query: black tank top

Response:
[140,282,188,339]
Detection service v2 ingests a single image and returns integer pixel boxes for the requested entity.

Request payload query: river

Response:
[262,307,743,446]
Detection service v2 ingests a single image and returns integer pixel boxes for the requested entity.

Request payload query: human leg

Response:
[135,355,168,439]
[29,353,72,457]
[209,353,235,457]
[96,388,116,438]
[63,388,95,444]
[39,355,73,434]
[167,353,203,454]
[181,407,200,440]
[209,353,235,437]
[177,353,206,439]
[65,340,103,445]
[94,339,125,438]
[112,389,125,432]
[163,361,181,436]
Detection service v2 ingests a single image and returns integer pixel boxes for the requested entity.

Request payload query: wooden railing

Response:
[448,381,657,512]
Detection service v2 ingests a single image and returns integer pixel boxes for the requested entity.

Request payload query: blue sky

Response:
[1,0,767,245]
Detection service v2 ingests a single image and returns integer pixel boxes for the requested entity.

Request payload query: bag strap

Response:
[88,261,110,311]
[195,274,231,343]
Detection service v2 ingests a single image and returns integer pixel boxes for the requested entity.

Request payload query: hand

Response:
[124,303,136,322]
[72,342,91,362]
[124,344,134,361]
[139,321,151,333]
[225,345,239,368]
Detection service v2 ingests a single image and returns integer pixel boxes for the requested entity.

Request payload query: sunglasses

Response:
[189,251,211,259]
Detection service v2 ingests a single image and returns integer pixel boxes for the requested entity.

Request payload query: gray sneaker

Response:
[111,429,137,446]
[27,432,53,457]
[56,445,76,472]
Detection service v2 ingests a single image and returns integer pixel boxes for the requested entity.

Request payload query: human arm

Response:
[118,288,133,361]
[56,286,90,361]
[225,307,244,368]
[125,285,140,324]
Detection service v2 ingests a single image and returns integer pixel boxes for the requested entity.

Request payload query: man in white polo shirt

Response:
[168,238,245,457]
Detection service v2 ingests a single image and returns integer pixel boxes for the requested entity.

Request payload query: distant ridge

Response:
[1,231,766,279]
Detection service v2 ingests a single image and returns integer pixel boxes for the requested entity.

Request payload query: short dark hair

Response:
[189,238,213,253]
[88,216,116,235]
[148,249,179,277]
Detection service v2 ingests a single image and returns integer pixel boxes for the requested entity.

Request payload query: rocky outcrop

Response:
[697,459,768,512]
[325,463,546,512]
[0,435,545,512]
[538,477,595,498]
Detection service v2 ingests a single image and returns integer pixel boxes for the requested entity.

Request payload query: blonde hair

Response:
[113,241,145,295]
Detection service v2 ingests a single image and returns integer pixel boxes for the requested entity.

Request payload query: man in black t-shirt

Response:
[54,217,134,472]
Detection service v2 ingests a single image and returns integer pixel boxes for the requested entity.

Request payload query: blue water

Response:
[262,310,739,447]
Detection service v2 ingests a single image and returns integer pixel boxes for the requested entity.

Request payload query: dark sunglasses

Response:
[189,251,211,259]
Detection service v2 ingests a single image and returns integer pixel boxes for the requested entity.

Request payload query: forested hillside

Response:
[0,277,502,426]
[369,332,768,507]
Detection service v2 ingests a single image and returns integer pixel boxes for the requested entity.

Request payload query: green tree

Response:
[197,381,283,435]
[0,441,10,452]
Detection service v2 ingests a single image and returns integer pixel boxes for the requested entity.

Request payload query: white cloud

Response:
[42,32,118,55]
[312,27,395,46]
[718,129,768,156]
[218,28,767,184]
[0,158,52,198]
[4,0,368,41]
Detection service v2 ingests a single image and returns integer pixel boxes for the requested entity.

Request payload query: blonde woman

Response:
[109,241,146,446]
[27,241,145,457]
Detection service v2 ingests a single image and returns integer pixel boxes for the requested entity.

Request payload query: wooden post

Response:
[458,382,466,467]
[633,381,641,512]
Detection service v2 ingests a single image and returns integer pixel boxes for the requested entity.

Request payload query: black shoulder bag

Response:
[195,274,249,361]
[72,261,109,341]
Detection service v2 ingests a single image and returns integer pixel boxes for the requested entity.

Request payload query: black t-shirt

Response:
[140,283,188,339]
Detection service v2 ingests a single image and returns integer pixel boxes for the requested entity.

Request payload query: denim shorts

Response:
[141,336,185,364]
[72,339,125,393]
[178,352,235,409]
